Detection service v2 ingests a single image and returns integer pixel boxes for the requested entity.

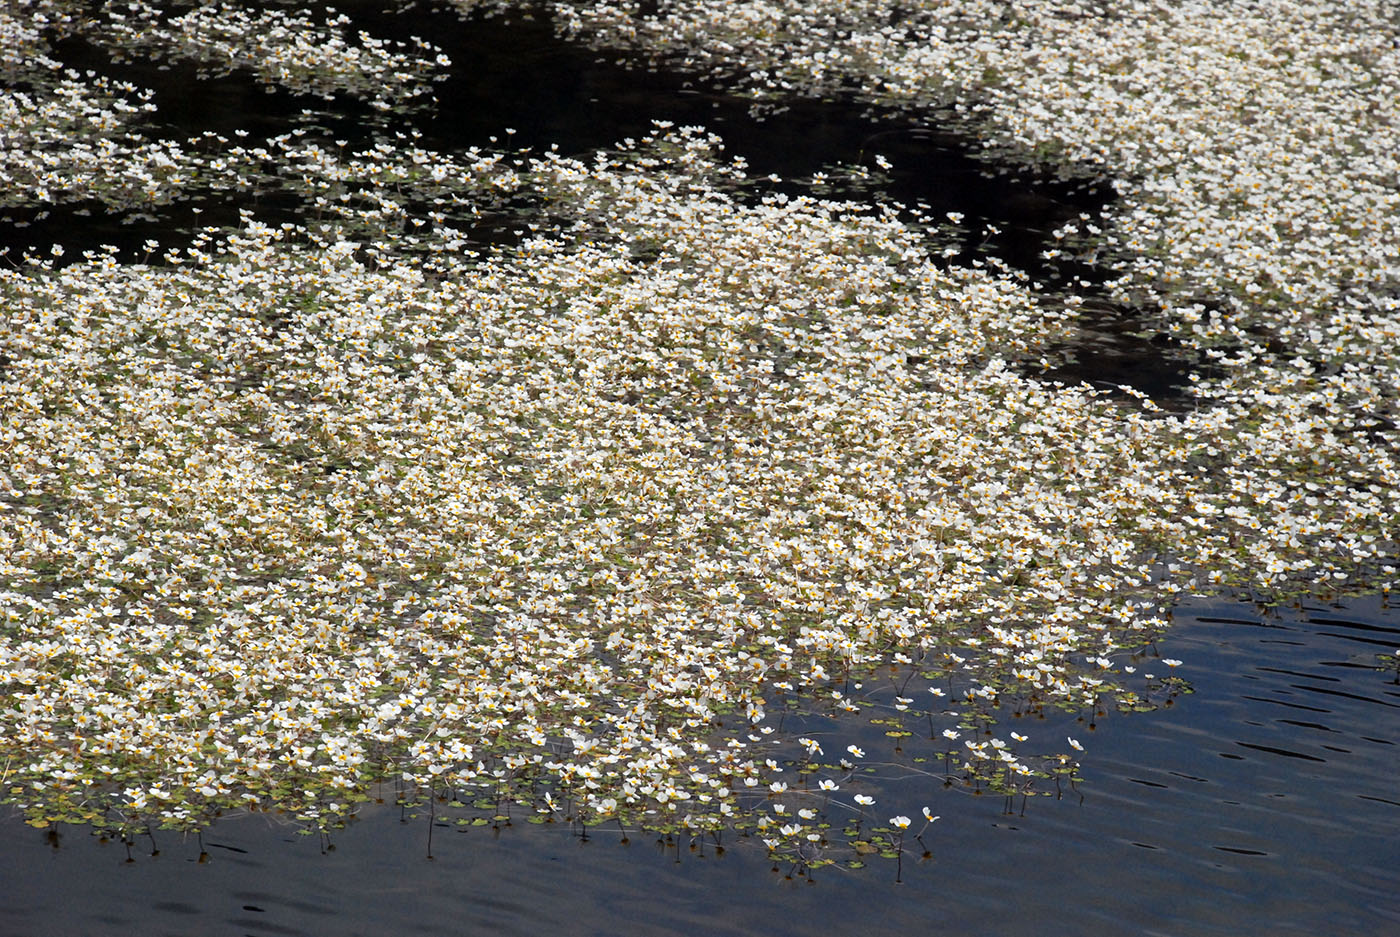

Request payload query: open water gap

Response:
[3,0,1193,401]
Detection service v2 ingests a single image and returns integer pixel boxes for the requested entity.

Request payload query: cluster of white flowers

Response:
[520,1,1400,412]
[0,0,59,72]
[0,6,178,214]
[93,1,450,107]
[0,0,451,218]
[1,0,1397,864]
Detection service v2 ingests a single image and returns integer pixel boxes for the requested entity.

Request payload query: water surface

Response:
[3,596,1396,936]
[4,5,1388,933]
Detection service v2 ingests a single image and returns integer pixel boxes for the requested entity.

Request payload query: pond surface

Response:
[3,596,1396,936]
[4,3,1396,933]
[3,0,1186,400]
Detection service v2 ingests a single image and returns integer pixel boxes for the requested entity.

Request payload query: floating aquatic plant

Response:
[1,0,1397,871]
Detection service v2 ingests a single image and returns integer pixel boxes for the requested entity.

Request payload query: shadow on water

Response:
[2,596,1396,936]
[9,5,1108,266]
[2,0,1197,400]
[1037,297,1193,403]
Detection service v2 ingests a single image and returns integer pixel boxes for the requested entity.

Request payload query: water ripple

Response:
[0,601,1394,936]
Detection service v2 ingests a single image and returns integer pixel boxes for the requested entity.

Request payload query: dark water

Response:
[28,6,1107,257]
[3,596,1397,936]
[5,1,1191,398]
[14,9,1104,272]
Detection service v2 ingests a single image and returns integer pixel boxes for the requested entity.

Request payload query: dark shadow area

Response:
[1037,297,1195,404]
[1,0,1190,400]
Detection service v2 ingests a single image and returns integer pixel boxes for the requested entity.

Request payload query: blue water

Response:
[3,596,1396,936]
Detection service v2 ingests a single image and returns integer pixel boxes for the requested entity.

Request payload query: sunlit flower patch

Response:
[1,0,1398,870]
[90,0,448,107]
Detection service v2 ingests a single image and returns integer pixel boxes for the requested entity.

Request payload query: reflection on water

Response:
[3,597,1396,936]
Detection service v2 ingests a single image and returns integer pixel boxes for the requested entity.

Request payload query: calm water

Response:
[5,4,1396,934]
[5,1,1183,400]
[2,596,1397,936]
